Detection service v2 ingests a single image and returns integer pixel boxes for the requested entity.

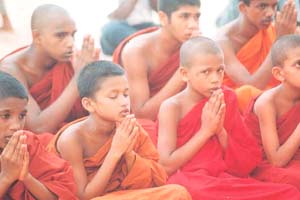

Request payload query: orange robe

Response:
[223,26,279,113]
[48,118,192,200]
[165,87,300,200]
[113,28,181,142]
[3,131,77,200]
[244,97,300,189]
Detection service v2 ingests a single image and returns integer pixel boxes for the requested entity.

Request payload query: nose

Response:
[65,35,74,49]
[210,71,223,84]
[188,16,199,31]
[265,6,276,18]
[9,117,22,132]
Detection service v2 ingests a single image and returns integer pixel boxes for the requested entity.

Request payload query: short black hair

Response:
[77,61,125,98]
[239,0,250,6]
[271,34,300,67]
[180,36,223,67]
[158,0,200,16]
[0,71,28,101]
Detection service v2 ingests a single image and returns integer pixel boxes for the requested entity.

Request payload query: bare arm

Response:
[0,37,99,133]
[254,95,300,167]
[108,0,138,20]
[122,48,185,120]
[219,40,273,89]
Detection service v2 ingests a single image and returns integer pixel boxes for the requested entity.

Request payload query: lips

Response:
[120,109,130,116]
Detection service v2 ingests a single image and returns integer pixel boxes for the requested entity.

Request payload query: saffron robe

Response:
[244,97,300,189]
[113,28,180,141]
[2,131,77,200]
[166,87,300,200]
[48,118,192,200]
[223,25,279,89]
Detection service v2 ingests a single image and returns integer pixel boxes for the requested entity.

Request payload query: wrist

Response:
[21,173,33,185]
[0,172,14,186]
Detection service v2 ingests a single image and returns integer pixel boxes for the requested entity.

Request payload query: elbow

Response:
[159,160,178,176]
[269,157,287,168]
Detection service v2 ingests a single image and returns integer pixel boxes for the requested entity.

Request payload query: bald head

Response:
[271,34,300,67]
[180,36,224,67]
[31,4,72,31]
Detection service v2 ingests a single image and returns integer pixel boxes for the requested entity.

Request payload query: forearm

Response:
[124,151,136,172]
[134,77,185,120]
[108,0,138,19]
[269,129,300,167]
[26,77,79,133]
[22,174,57,200]
[160,129,212,175]
[80,151,121,200]
[0,174,13,197]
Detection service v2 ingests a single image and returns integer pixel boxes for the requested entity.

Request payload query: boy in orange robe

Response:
[0,4,99,135]
[47,61,192,200]
[0,71,77,199]
[156,36,300,199]
[217,0,297,112]
[244,34,300,189]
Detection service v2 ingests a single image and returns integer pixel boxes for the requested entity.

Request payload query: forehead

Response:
[172,5,200,15]
[0,97,27,111]
[189,53,224,68]
[42,15,76,33]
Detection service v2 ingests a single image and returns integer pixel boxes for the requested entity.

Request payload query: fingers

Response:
[2,131,22,157]
[19,144,29,181]
[126,126,139,152]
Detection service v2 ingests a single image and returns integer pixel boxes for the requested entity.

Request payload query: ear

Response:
[238,1,248,14]
[179,66,189,82]
[32,30,41,45]
[272,66,285,82]
[81,97,95,113]
[158,11,169,26]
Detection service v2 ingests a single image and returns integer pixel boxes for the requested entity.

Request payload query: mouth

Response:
[120,109,130,117]
[261,19,272,26]
[209,87,221,93]
[64,51,73,59]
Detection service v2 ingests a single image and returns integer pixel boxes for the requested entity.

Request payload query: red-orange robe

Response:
[1,47,87,124]
[113,28,181,142]
[165,87,300,200]
[47,118,192,200]
[244,97,300,189]
[2,131,77,200]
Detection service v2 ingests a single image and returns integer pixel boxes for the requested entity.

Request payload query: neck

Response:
[184,86,206,104]
[84,115,116,137]
[234,16,261,40]
[24,45,58,71]
[278,84,300,103]
[157,28,182,55]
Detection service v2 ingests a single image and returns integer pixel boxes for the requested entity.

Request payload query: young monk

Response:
[0,4,99,134]
[244,34,300,189]
[0,71,77,199]
[157,36,300,199]
[216,0,297,112]
[113,0,200,122]
[47,60,192,200]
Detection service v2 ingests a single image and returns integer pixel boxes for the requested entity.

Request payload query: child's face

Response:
[89,75,130,122]
[279,47,300,87]
[184,53,224,97]
[0,97,27,149]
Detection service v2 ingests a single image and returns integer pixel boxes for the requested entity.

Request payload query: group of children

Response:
[2,0,300,199]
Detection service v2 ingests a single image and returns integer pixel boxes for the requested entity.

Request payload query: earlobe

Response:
[32,30,41,45]
[238,2,246,13]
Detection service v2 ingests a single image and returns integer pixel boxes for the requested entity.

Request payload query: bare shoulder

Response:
[57,121,85,155]
[159,94,182,120]
[254,88,277,115]
[0,50,28,86]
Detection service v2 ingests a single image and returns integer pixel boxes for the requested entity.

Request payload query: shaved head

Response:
[31,4,72,31]
[180,36,224,67]
[271,34,300,67]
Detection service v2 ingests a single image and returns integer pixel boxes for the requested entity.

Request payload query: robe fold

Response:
[3,131,77,200]
[223,25,279,89]
[48,118,192,200]
[244,97,300,189]
[166,87,300,200]
[113,27,180,140]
